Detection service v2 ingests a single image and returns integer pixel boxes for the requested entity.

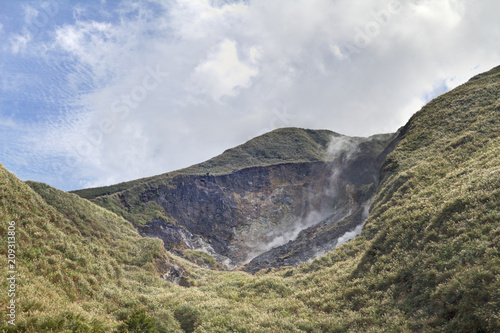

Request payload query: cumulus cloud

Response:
[191,39,258,101]
[3,0,500,190]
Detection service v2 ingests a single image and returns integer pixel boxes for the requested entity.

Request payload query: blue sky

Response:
[1,0,500,191]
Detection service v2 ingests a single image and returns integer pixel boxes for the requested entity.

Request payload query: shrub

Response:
[117,310,157,333]
[173,305,201,333]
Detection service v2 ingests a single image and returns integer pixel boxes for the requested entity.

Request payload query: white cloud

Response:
[54,21,117,81]
[191,39,258,101]
[170,0,247,40]
[11,0,500,190]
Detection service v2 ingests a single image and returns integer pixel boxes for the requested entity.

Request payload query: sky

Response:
[0,0,499,191]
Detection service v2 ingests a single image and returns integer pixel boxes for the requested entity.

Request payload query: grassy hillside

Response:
[0,164,188,332]
[1,65,499,332]
[347,64,500,331]
[286,64,500,331]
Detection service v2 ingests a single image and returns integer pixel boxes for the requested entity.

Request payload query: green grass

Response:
[181,250,224,271]
[0,65,499,332]
[0,165,185,332]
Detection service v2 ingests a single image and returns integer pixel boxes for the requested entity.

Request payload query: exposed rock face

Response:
[138,161,339,269]
[75,128,397,272]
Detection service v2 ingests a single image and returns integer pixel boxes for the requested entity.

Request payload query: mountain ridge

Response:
[72,127,339,200]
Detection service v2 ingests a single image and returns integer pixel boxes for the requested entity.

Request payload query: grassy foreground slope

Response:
[0,165,188,332]
[348,64,500,331]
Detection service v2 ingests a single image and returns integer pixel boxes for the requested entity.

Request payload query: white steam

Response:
[326,135,366,160]
[242,135,366,263]
[334,199,372,249]
[243,210,332,263]
[334,223,364,249]
[242,135,377,265]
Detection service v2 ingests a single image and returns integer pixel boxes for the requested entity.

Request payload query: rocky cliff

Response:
[74,128,396,271]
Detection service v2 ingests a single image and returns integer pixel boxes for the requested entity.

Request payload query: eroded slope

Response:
[74,129,395,269]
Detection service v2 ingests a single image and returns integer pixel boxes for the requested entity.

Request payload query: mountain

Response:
[0,65,498,332]
[72,128,397,270]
